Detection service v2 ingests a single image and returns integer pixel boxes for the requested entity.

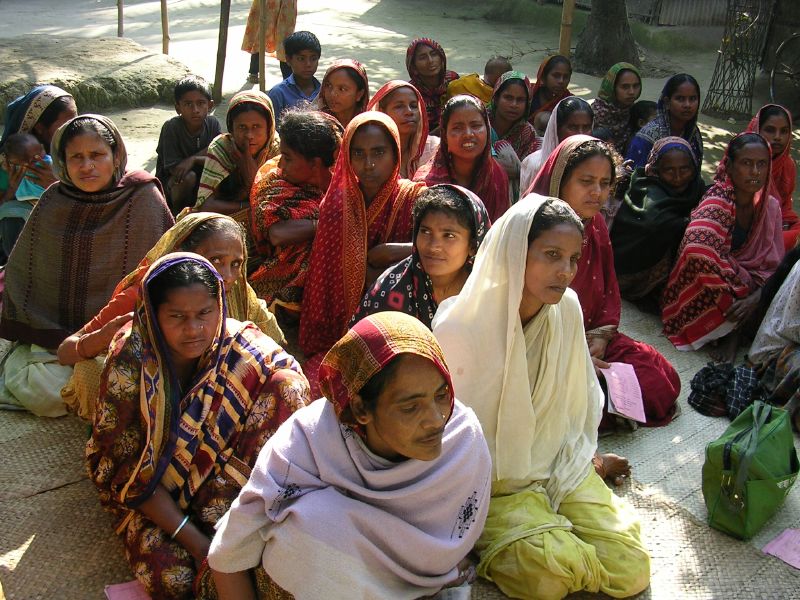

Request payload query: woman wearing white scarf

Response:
[433,196,649,600]
[206,311,492,599]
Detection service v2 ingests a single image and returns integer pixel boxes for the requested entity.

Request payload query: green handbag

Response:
[702,401,799,540]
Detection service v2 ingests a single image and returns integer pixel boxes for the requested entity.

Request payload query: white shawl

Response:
[432,194,602,509]
[208,398,491,599]
[750,260,800,365]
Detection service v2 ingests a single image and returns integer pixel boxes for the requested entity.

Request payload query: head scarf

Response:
[367,80,429,177]
[299,112,425,358]
[489,71,539,161]
[414,95,510,222]
[0,85,74,161]
[520,97,594,194]
[528,55,573,119]
[50,114,128,187]
[745,104,796,217]
[592,62,641,153]
[320,311,455,436]
[433,195,601,505]
[314,59,370,125]
[352,184,491,329]
[196,90,279,206]
[406,38,460,131]
[644,136,698,177]
[86,253,307,516]
[528,133,600,198]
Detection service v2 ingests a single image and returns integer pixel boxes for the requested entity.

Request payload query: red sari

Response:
[414,96,509,222]
[745,104,798,251]
[529,135,680,427]
[299,112,424,391]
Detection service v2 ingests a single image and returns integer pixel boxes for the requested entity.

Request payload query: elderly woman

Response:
[87,253,309,599]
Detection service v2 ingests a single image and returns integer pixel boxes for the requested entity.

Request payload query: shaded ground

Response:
[1,1,800,598]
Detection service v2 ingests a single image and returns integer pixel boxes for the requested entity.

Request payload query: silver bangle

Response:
[170,514,190,539]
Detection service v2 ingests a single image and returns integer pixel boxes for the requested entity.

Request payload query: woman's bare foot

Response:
[593,452,631,486]
[706,330,740,363]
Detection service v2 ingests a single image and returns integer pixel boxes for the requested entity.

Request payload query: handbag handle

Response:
[728,401,772,508]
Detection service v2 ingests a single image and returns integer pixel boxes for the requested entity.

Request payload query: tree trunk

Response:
[574,0,641,76]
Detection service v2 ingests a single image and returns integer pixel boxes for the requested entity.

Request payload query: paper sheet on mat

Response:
[763,528,800,569]
[599,362,646,423]
[105,580,150,600]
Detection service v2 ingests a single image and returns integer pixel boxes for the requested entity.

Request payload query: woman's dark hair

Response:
[37,96,75,130]
[358,354,404,411]
[662,73,701,101]
[541,55,572,80]
[559,139,618,195]
[629,100,657,129]
[148,260,220,310]
[333,67,367,93]
[527,198,584,245]
[728,132,769,162]
[227,102,271,132]
[179,217,245,253]
[278,108,343,167]
[758,104,790,125]
[58,117,116,163]
[441,95,486,137]
[412,185,476,242]
[556,97,593,125]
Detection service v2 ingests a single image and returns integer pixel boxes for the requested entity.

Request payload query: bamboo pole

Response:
[160,0,170,54]
[213,0,232,104]
[559,0,577,57]
[117,0,124,37]
[258,0,267,91]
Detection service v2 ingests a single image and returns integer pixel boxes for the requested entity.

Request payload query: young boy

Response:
[155,75,221,214]
[268,31,322,123]
[446,55,512,105]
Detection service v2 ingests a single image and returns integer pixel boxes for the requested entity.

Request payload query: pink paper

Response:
[763,528,800,569]
[598,362,646,423]
[105,580,151,600]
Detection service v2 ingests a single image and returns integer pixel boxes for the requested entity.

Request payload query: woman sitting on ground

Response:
[0,85,77,262]
[300,112,425,393]
[57,213,284,419]
[194,90,280,218]
[415,95,509,222]
[207,311,492,599]
[0,115,173,417]
[367,80,440,178]
[86,253,309,600]
[489,71,539,161]
[313,59,369,128]
[591,62,642,154]
[530,135,680,427]
[353,184,490,328]
[662,132,783,359]
[406,38,460,132]
[528,54,573,122]
[626,73,703,169]
[745,104,798,251]
[611,136,706,303]
[520,96,594,195]
[433,197,650,600]
[248,108,343,317]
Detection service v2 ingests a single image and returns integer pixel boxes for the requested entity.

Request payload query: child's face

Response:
[175,90,212,128]
[7,142,45,171]
[287,50,320,81]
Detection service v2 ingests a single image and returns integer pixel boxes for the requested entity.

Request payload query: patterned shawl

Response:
[352,184,490,329]
[196,90,280,206]
[662,133,784,350]
[299,112,425,357]
[611,137,706,288]
[528,55,573,120]
[0,115,173,348]
[207,312,491,598]
[591,62,641,154]
[86,253,309,531]
[745,104,797,229]
[489,70,540,161]
[367,80,430,178]
[94,211,283,342]
[313,59,370,126]
[0,85,73,164]
[248,160,327,312]
[414,96,509,222]
[406,38,459,132]
[626,75,703,169]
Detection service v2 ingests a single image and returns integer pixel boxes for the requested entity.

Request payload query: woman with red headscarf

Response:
[406,38,459,132]
[528,55,573,122]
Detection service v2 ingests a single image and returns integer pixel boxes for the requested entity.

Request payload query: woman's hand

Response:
[494,141,521,179]
[593,452,631,486]
[725,289,761,325]
[94,312,134,351]
[588,337,610,374]
[27,157,58,189]
[232,145,259,191]
[1,161,26,202]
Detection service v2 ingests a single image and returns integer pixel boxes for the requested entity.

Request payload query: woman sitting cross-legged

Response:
[86,253,309,600]
[206,311,492,599]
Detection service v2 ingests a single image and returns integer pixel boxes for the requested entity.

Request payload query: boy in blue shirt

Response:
[268,31,322,124]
